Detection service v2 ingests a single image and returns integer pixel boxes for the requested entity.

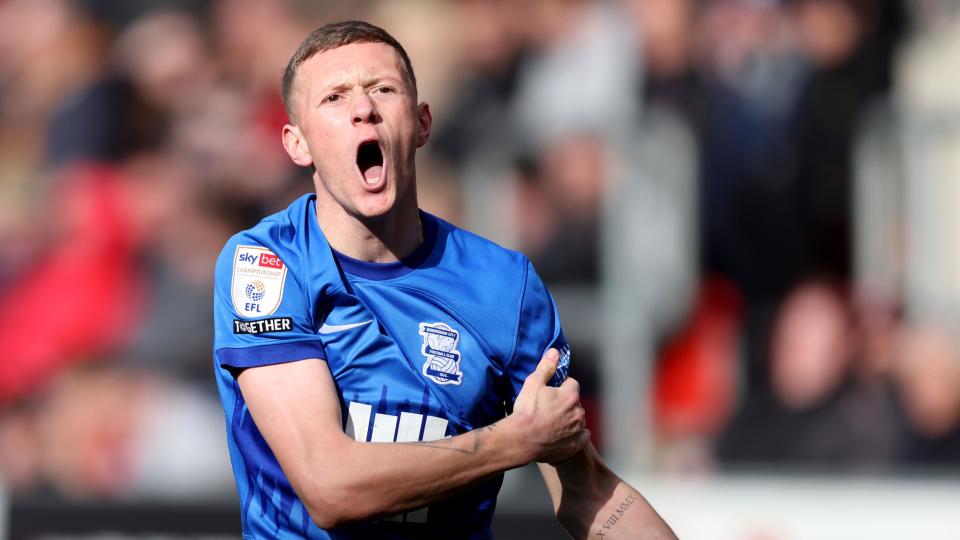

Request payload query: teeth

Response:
[363,165,384,184]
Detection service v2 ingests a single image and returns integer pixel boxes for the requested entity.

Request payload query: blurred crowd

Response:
[0,0,958,503]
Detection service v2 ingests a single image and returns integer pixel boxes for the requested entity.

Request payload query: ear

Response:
[415,102,432,148]
[282,124,314,168]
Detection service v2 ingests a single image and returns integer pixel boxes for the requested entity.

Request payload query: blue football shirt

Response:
[213,194,570,539]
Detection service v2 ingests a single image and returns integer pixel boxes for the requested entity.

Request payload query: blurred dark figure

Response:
[628,0,703,131]
[894,326,960,468]
[697,0,906,388]
[431,0,528,166]
[786,0,905,281]
[44,12,140,168]
[716,280,903,469]
[516,133,608,284]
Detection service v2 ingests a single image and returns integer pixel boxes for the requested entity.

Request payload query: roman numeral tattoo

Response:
[595,491,641,538]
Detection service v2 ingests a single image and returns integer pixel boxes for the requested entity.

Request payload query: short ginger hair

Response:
[281,20,417,121]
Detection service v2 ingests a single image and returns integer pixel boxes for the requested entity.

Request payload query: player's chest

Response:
[318,283,511,437]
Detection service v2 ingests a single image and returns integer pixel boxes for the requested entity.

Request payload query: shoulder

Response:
[215,194,315,279]
[428,213,531,275]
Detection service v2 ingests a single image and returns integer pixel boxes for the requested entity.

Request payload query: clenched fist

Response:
[512,348,589,464]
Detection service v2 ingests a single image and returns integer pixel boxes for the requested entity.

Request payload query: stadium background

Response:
[0,0,959,538]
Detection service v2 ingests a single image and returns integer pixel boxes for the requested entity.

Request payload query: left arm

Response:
[538,444,677,540]
[513,260,676,537]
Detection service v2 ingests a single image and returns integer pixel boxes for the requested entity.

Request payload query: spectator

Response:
[894,325,960,467]
[716,280,903,469]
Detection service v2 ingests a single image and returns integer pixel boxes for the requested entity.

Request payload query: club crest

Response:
[419,322,463,385]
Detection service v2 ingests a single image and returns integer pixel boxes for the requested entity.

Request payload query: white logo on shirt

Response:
[344,401,446,524]
[319,320,374,334]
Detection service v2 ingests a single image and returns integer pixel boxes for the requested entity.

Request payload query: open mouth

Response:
[356,141,384,184]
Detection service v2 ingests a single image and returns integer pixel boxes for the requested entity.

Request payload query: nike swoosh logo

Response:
[319,320,374,334]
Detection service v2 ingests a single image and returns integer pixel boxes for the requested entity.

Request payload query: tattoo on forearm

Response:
[595,492,640,538]
[402,423,496,454]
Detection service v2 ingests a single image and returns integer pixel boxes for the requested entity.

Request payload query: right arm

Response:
[538,445,677,539]
[237,348,586,529]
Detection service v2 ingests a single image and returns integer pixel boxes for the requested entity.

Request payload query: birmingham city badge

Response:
[419,322,463,385]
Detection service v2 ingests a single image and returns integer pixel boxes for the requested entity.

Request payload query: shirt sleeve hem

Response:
[215,339,326,369]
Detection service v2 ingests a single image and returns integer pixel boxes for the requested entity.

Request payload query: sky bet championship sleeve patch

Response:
[231,245,288,318]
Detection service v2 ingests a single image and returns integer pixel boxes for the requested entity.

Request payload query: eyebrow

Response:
[323,74,405,94]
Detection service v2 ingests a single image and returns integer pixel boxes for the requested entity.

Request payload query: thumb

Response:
[528,348,560,387]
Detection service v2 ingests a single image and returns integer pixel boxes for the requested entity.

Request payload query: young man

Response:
[212,21,676,540]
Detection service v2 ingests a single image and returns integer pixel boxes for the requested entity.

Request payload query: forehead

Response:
[297,41,406,90]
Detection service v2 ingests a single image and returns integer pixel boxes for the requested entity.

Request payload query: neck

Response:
[314,190,423,264]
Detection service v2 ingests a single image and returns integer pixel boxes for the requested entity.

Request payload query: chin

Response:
[352,194,397,221]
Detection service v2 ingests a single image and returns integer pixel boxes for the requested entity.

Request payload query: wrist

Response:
[497,413,537,467]
[554,444,614,494]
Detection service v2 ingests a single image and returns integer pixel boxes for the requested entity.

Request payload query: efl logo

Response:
[259,253,283,269]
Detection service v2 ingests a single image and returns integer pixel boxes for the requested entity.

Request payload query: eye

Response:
[375,86,395,95]
[322,94,341,104]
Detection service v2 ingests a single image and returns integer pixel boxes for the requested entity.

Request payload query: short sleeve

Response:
[505,260,571,407]
[213,236,325,372]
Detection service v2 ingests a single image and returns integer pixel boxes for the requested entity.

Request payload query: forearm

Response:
[574,480,675,540]
[540,445,677,540]
[298,417,528,527]
[238,353,585,529]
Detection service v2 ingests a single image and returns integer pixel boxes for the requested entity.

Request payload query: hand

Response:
[512,348,589,464]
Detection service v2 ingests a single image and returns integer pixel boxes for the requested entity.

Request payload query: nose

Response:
[351,93,379,125]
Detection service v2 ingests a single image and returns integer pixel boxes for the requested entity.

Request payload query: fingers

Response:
[557,398,586,438]
[559,376,580,395]
[515,350,559,411]
[526,348,560,387]
[575,402,586,430]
